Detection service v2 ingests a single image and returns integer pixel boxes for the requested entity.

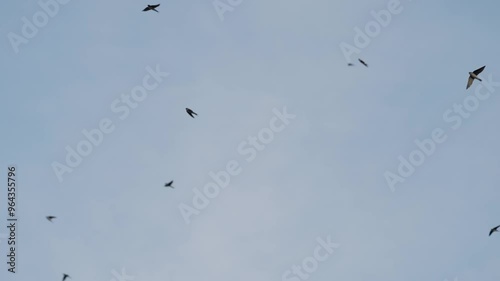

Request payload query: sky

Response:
[1,0,500,281]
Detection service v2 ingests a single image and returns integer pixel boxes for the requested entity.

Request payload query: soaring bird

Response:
[186,108,197,118]
[466,65,485,89]
[143,4,160,12]
[165,181,174,188]
[62,274,70,281]
[489,225,500,236]
[46,216,56,222]
[358,58,368,67]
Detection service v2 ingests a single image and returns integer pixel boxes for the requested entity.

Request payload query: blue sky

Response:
[1,0,500,281]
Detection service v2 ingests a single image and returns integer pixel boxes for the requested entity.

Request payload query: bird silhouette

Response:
[186,108,198,118]
[347,63,354,66]
[46,216,56,222]
[165,181,174,188]
[489,225,500,236]
[143,4,160,12]
[62,274,70,281]
[358,58,368,67]
[466,65,485,89]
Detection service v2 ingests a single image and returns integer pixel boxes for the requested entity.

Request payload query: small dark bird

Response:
[186,108,197,118]
[358,58,368,67]
[489,225,500,236]
[46,216,56,222]
[466,65,486,89]
[62,274,70,281]
[347,63,354,66]
[165,181,174,188]
[143,4,160,12]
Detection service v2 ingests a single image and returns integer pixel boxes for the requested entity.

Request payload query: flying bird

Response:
[143,4,160,12]
[347,63,354,66]
[466,65,485,89]
[62,274,70,281]
[165,181,174,188]
[358,58,368,67]
[186,108,197,118]
[46,216,56,222]
[489,225,500,236]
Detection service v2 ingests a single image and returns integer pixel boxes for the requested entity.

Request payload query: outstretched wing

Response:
[466,76,474,89]
[151,4,160,8]
[489,225,500,236]
[473,65,485,75]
